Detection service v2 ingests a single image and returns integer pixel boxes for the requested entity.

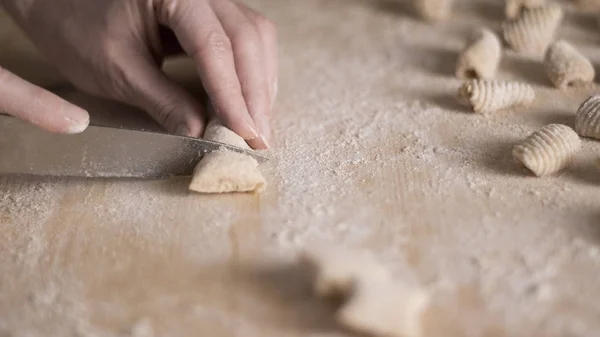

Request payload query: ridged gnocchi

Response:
[575,94,600,140]
[502,3,564,55]
[455,28,502,80]
[513,124,581,177]
[457,80,535,114]
[544,40,595,89]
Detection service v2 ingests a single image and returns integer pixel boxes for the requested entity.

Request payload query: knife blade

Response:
[0,114,268,178]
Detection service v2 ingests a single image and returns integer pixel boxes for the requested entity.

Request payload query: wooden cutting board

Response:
[1,1,600,336]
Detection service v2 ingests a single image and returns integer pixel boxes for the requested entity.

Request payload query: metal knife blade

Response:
[0,114,268,178]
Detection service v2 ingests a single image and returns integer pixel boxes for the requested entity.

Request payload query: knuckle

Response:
[254,16,277,39]
[203,30,233,56]
[152,98,180,126]
[212,79,241,99]
[154,0,180,23]
[231,24,262,54]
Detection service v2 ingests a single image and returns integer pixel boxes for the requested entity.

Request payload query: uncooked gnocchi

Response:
[188,119,266,194]
[502,3,564,55]
[455,28,502,79]
[457,80,535,114]
[300,246,391,298]
[301,247,431,337]
[512,124,581,177]
[413,0,453,21]
[505,0,547,18]
[337,279,431,337]
[575,94,600,140]
[544,40,595,89]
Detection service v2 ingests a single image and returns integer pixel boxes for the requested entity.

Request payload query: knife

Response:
[0,114,268,178]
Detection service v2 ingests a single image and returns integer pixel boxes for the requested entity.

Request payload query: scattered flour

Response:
[2,0,600,336]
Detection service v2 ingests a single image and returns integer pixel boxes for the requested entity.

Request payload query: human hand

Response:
[2,0,277,149]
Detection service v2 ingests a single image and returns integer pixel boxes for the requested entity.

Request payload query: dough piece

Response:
[575,94,600,140]
[455,28,502,79]
[457,79,535,114]
[505,0,547,18]
[544,40,594,89]
[502,3,563,55]
[337,279,431,337]
[188,119,266,194]
[300,246,391,298]
[512,124,581,177]
[413,0,453,22]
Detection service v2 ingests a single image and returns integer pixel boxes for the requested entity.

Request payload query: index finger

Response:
[155,0,265,147]
[0,66,89,133]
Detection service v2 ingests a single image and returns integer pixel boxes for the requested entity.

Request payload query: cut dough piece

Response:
[301,246,431,337]
[300,246,391,298]
[189,119,266,194]
[189,151,266,193]
[338,279,431,337]
[455,28,502,79]
[202,119,250,149]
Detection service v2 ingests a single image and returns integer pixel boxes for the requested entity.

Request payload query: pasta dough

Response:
[502,3,563,55]
[544,40,594,89]
[188,119,266,194]
[457,79,535,114]
[512,124,581,177]
[300,246,391,298]
[413,0,453,22]
[338,279,431,337]
[301,247,431,337]
[575,94,600,140]
[455,28,502,79]
[505,0,547,18]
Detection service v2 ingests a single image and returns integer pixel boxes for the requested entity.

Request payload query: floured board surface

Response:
[2,0,600,336]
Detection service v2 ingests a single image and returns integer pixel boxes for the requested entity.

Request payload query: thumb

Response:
[0,66,89,133]
[116,51,206,138]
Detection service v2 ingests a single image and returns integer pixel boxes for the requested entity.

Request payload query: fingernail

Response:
[260,134,270,149]
[256,115,271,146]
[244,115,260,140]
[175,124,191,137]
[64,109,90,134]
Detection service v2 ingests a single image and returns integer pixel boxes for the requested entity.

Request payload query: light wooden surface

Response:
[2,1,600,336]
